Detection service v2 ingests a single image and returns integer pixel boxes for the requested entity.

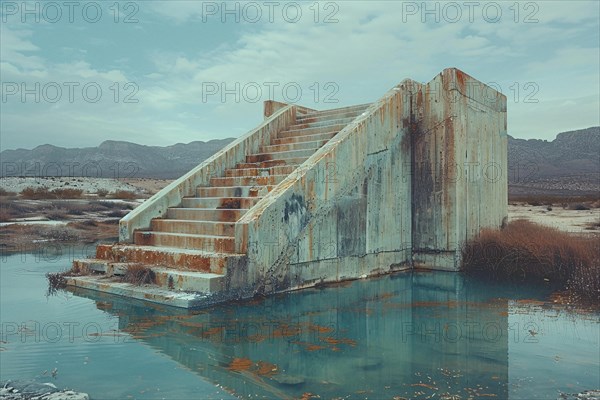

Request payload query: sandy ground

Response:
[0,177,139,194]
[508,204,599,233]
[118,178,170,195]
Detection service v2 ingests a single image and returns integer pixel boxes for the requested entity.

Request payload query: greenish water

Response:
[1,248,598,399]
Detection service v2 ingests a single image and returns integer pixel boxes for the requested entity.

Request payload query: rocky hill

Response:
[508,126,599,195]
[508,126,599,181]
[0,139,235,179]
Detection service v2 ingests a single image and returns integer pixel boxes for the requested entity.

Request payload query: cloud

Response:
[1,0,599,149]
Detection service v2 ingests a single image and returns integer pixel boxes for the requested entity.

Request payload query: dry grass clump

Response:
[111,190,137,200]
[122,264,156,285]
[20,187,84,199]
[462,220,599,306]
[46,271,68,294]
[0,188,16,197]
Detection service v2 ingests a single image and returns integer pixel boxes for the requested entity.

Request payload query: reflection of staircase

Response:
[71,104,370,305]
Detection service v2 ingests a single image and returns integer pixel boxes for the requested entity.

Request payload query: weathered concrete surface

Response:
[69,68,507,308]
[119,105,298,242]
[411,68,507,270]
[236,89,417,296]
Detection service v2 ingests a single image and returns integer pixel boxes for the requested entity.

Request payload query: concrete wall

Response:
[411,68,508,270]
[119,105,298,242]
[235,82,421,296]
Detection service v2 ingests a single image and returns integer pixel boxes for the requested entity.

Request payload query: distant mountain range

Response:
[508,126,599,183]
[2,127,598,188]
[0,139,236,179]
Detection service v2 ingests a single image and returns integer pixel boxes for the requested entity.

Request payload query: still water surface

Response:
[1,247,598,399]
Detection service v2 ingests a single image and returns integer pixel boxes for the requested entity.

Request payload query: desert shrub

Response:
[0,210,12,222]
[97,189,109,197]
[106,210,127,218]
[89,200,118,210]
[111,190,137,200]
[52,188,83,199]
[122,264,155,285]
[67,206,85,215]
[462,220,599,307]
[47,210,68,220]
[568,203,590,211]
[21,187,50,199]
[67,220,98,228]
[20,187,83,199]
[0,188,16,197]
[584,219,600,231]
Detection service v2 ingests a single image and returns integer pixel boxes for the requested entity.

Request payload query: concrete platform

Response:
[66,276,213,308]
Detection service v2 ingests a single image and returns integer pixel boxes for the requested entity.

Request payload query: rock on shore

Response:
[0,380,88,400]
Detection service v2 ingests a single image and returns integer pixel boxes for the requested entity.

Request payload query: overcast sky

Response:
[1,1,599,150]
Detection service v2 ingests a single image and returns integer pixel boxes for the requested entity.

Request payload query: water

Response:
[1,248,598,399]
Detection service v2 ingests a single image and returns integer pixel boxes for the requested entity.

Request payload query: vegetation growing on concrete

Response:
[122,264,156,285]
[462,219,599,307]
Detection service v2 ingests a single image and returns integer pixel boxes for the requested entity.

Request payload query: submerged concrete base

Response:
[412,251,459,271]
[66,277,213,309]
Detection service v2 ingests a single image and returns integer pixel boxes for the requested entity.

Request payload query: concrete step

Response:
[261,140,328,153]
[235,160,291,169]
[278,123,348,138]
[66,275,217,308]
[67,261,225,307]
[134,231,236,252]
[196,186,272,198]
[153,267,225,293]
[92,244,241,273]
[151,219,235,236]
[210,174,288,187]
[296,109,366,124]
[271,131,337,145]
[225,165,296,177]
[181,196,261,209]
[246,148,315,163]
[73,260,225,293]
[287,116,356,130]
[300,103,370,119]
[72,260,223,293]
[166,207,248,221]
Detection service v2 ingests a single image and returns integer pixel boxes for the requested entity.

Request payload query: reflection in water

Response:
[71,272,514,399]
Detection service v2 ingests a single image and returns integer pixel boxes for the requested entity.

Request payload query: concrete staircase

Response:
[70,103,370,305]
[69,69,509,309]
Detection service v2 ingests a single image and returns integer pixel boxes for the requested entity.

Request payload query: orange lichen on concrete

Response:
[228,357,253,372]
[321,337,357,347]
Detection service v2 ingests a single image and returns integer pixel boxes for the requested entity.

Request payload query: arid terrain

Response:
[0,178,170,253]
[1,176,598,256]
